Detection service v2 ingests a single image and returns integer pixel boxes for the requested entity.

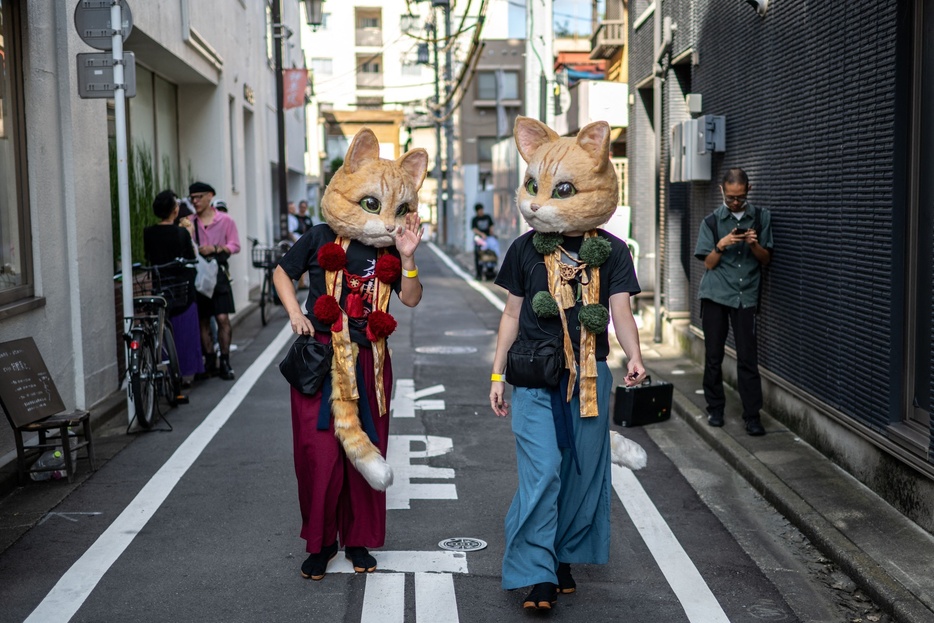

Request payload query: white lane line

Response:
[612,465,730,623]
[416,573,460,623]
[361,573,405,623]
[410,384,445,399]
[328,550,468,574]
[25,322,296,623]
[426,241,505,312]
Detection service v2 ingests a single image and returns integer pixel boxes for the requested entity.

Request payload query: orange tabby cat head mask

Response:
[322,128,429,248]
[513,116,619,234]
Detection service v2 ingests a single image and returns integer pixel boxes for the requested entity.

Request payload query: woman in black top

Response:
[142,190,204,383]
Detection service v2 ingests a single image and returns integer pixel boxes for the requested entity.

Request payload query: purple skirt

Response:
[170,302,204,377]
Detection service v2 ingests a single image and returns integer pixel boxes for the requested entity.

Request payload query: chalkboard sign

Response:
[0,337,66,428]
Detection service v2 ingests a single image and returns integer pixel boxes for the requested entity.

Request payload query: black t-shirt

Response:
[143,224,197,313]
[471,214,494,235]
[278,224,403,347]
[494,229,640,360]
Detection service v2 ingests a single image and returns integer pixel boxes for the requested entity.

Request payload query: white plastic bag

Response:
[194,253,218,298]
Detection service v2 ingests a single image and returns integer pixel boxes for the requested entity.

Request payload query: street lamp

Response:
[303,0,324,28]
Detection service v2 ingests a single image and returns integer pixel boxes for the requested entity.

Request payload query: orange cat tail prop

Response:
[331,396,394,490]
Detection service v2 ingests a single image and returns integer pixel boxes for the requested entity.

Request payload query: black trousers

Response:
[701,299,763,420]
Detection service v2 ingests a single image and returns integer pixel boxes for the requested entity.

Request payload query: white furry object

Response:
[610,431,647,470]
[352,455,394,491]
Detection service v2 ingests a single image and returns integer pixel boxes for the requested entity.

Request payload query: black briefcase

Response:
[613,376,673,427]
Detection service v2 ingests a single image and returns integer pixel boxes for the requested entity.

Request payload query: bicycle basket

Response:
[252,245,280,269]
[136,268,193,315]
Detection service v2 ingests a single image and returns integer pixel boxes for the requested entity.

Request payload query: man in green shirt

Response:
[694,168,773,435]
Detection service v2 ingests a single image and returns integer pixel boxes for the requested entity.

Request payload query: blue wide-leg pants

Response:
[502,362,613,590]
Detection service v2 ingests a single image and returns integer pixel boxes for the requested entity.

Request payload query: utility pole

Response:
[443,1,454,248]
[430,17,444,246]
[272,0,289,241]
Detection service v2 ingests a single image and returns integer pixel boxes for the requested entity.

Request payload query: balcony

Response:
[590,19,626,60]
[356,28,382,47]
[356,73,383,89]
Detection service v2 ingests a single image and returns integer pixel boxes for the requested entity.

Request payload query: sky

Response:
[553,0,605,36]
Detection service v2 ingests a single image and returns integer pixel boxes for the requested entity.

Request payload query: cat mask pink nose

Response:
[530,203,541,212]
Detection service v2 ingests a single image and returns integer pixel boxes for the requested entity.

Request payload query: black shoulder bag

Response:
[279,334,333,395]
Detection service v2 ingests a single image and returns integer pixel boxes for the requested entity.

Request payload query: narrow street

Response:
[0,244,888,623]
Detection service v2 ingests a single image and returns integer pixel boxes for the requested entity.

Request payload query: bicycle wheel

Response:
[260,272,269,326]
[130,334,158,428]
[161,321,182,407]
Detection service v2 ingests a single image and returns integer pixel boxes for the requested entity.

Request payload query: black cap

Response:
[189,181,215,195]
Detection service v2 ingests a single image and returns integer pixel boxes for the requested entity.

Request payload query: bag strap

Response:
[704,212,718,242]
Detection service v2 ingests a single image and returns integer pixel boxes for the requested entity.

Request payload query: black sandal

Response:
[345,546,377,573]
[300,542,338,580]
[522,582,558,610]
[557,563,576,594]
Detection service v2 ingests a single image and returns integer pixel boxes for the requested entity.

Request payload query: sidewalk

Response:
[638,337,934,623]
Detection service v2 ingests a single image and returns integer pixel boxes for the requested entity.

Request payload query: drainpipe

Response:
[652,5,663,343]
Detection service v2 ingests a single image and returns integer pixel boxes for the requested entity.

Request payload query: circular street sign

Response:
[415,346,478,354]
[438,537,488,552]
[74,1,134,51]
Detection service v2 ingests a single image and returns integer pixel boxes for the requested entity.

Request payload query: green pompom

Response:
[533,232,563,255]
[579,303,610,334]
[579,237,612,267]
[532,291,559,318]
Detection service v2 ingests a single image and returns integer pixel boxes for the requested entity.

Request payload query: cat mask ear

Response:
[397,148,429,189]
[514,116,559,163]
[576,121,611,170]
[345,127,381,173]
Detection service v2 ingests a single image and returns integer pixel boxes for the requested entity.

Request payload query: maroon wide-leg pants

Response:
[290,344,392,554]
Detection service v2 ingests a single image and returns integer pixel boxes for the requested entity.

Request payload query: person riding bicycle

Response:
[142,189,203,399]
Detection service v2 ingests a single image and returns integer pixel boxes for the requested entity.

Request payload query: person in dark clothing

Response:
[694,168,774,436]
[471,203,494,279]
[142,189,204,392]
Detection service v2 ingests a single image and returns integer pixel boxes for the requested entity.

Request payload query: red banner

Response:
[283,69,308,110]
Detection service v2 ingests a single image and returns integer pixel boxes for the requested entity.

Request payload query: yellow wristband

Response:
[491,373,505,382]
[402,266,418,278]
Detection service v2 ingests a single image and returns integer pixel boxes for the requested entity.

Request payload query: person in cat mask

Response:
[489,117,646,610]
[694,167,773,436]
[274,128,428,581]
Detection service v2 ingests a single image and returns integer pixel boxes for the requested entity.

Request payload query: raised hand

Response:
[395,212,424,259]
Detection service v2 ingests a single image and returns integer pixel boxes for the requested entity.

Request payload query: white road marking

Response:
[410,384,445,399]
[414,399,445,411]
[329,550,469,574]
[38,512,102,526]
[612,465,730,623]
[416,573,460,622]
[361,573,405,623]
[392,379,416,418]
[427,241,505,312]
[25,322,296,623]
[387,435,458,510]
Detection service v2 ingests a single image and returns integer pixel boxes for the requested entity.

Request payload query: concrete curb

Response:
[661,377,934,623]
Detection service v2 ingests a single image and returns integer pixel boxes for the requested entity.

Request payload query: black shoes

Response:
[345,546,377,573]
[195,354,217,381]
[557,563,576,594]
[745,418,766,436]
[301,542,338,580]
[707,411,724,427]
[523,582,558,610]
[218,355,235,381]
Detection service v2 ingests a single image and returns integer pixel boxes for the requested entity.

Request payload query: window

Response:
[0,0,33,306]
[361,59,380,74]
[311,58,333,75]
[321,12,330,29]
[356,96,383,110]
[477,70,519,100]
[359,17,380,29]
[477,137,497,162]
[402,63,422,77]
[265,3,274,64]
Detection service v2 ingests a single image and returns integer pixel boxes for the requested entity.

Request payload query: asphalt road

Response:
[0,242,873,623]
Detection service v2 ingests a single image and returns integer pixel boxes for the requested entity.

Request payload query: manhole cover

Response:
[438,537,488,552]
[415,346,478,354]
[444,329,495,337]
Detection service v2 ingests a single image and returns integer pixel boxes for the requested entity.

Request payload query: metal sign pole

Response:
[110,1,134,422]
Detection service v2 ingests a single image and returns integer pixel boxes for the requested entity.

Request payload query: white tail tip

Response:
[354,455,394,491]
[610,430,648,471]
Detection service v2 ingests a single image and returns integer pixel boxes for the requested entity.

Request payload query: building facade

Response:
[625,0,934,530]
[0,0,307,438]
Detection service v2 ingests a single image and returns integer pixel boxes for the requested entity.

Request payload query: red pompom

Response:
[375,254,402,284]
[313,294,341,325]
[318,243,347,272]
[366,310,397,341]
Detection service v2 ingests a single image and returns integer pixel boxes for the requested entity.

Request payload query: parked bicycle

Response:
[114,259,193,429]
[249,237,292,326]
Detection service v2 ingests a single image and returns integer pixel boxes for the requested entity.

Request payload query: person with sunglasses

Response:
[694,168,773,436]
